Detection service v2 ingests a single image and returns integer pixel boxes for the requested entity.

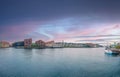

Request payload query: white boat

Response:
[105,49,119,55]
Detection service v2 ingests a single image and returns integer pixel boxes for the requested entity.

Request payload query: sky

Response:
[1,0,120,43]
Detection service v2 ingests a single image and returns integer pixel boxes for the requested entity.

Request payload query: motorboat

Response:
[105,47,119,55]
[105,49,119,55]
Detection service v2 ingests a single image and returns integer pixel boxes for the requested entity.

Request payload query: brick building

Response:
[35,40,45,48]
[24,38,32,49]
[45,41,55,48]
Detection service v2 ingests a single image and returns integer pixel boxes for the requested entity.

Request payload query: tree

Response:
[115,45,120,49]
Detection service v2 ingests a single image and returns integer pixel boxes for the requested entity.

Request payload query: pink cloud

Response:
[0,21,42,42]
[52,24,120,42]
[53,28,96,42]
[100,25,120,34]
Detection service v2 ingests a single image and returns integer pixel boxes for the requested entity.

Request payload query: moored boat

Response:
[105,46,119,55]
[105,49,119,55]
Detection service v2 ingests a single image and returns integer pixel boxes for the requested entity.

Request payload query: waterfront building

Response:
[35,40,45,48]
[45,41,55,48]
[53,42,63,48]
[24,38,32,49]
[0,41,10,48]
[86,43,97,48]
[12,41,24,48]
[63,42,93,48]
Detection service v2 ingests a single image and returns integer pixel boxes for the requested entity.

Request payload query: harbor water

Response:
[0,48,120,77]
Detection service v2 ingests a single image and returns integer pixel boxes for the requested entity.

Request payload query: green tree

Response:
[115,45,120,49]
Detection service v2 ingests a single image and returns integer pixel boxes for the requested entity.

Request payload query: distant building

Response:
[35,40,45,48]
[53,42,63,48]
[0,41,10,48]
[45,41,55,48]
[86,43,97,48]
[12,41,24,48]
[24,38,32,49]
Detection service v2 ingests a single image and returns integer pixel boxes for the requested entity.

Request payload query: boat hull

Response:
[105,50,119,55]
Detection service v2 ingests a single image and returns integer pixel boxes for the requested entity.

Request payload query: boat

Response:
[105,47,119,55]
[105,50,119,55]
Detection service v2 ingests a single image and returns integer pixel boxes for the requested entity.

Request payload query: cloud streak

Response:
[1,0,120,42]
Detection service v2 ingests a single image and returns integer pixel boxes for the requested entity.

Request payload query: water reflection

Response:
[0,48,120,77]
[34,49,46,55]
[22,49,33,59]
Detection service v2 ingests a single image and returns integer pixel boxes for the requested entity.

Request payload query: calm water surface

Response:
[0,48,120,77]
